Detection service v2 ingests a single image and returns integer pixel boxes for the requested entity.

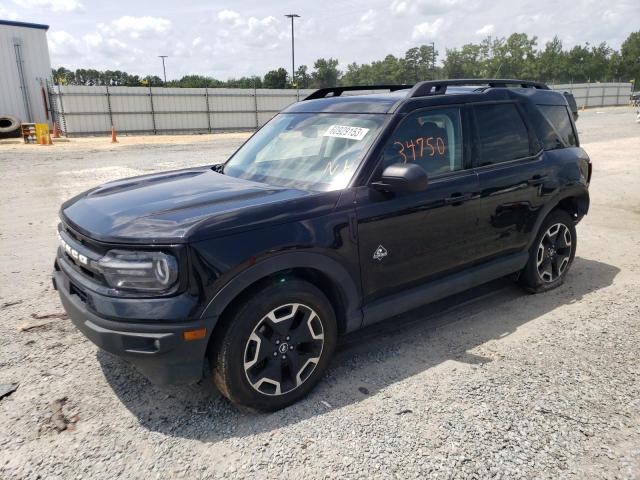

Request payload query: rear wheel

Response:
[209,279,337,411]
[519,209,577,293]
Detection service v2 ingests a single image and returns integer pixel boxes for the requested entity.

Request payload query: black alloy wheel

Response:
[519,209,577,293]
[243,303,325,396]
[536,222,573,283]
[209,279,337,411]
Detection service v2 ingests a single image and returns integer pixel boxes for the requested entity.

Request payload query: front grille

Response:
[60,223,110,256]
[57,222,108,287]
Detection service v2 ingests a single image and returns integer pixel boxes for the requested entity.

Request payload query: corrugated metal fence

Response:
[50,85,315,136]
[549,82,632,108]
[49,82,633,136]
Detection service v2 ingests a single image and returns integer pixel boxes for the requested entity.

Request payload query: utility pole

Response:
[158,55,168,86]
[431,41,436,78]
[285,14,300,88]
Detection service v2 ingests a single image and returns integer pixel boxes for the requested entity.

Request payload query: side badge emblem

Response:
[373,245,388,261]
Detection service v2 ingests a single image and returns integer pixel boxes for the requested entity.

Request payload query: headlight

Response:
[97,250,178,293]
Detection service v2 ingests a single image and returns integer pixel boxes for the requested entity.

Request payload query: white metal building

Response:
[0,20,52,125]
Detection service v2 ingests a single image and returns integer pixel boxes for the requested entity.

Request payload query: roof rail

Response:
[409,78,549,98]
[304,85,413,100]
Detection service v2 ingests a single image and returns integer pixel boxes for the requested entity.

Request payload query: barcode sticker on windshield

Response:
[323,125,370,141]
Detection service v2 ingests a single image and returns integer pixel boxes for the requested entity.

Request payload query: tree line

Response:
[52,31,640,89]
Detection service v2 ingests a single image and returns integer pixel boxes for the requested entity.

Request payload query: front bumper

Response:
[53,266,212,386]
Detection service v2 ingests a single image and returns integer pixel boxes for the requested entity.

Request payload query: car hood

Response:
[61,166,339,244]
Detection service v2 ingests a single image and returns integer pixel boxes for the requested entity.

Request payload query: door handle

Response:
[445,193,473,205]
[527,175,547,186]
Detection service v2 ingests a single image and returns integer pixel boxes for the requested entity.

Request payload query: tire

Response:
[0,115,21,139]
[209,279,337,411]
[519,209,577,293]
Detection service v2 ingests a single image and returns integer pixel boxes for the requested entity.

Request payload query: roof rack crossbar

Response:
[304,85,413,101]
[409,78,549,98]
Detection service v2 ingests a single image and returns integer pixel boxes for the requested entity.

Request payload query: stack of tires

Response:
[0,115,21,139]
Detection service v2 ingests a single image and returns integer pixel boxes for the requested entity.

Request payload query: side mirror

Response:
[371,163,428,193]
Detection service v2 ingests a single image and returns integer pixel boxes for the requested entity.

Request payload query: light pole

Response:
[285,14,300,88]
[158,55,168,86]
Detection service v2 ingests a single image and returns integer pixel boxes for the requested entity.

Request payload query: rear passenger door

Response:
[472,102,546,260]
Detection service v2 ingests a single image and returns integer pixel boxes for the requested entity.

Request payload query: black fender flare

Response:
[526,186,589,250]
[199,252,363,334]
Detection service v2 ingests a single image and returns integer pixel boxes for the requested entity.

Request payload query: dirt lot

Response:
[0,107,639,479]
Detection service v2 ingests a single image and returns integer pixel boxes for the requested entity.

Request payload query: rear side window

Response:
[538,105,577,148]
[474,103,531,166]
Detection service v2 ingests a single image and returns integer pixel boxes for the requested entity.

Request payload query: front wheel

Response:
[209,279,337,411]
[519,209,577,293]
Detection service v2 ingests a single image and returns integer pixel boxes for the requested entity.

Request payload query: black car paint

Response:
[54,85,590,385]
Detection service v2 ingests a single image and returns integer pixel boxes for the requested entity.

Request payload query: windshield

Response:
[224,113,387,191]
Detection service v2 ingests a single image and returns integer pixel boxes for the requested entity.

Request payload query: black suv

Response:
[53,79,591,411]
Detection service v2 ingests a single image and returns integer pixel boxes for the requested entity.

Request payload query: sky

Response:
[1,0,638,80]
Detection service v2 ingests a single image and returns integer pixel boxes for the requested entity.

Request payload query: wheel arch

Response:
[526,188,589,250]
[556,192,590,221]
[201,252,363,339]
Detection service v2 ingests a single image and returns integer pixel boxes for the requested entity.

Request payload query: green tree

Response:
[294,65,310,89]
[263,68,289,89]
[565,45,591,82]
[442,43,488,78]
[620,31,640,84]
[534,37,566,83]
[311,58,340,88]
[607,51,625,82]
[366,55,405,84]
[488,33,538,78]
[404,45,437,82]
[51,67,73,85]
[169,75,223,88]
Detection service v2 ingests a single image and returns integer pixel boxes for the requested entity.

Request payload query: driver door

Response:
[354,106,481,317]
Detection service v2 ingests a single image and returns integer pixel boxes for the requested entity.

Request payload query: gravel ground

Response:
[0,107,639,479]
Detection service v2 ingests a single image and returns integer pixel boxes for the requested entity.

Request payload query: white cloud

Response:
[476,24,495,35]
[103,16,172,36]
[0,6,20,19]
[339,9,378,39]
[412,18,445,40]
[48,31,82,57]
[214,11,283,50]
[217,9,242,24]
[390,0,409,16]
[83,32,102,48]
[12,0,84,13]
[392,0,462,16]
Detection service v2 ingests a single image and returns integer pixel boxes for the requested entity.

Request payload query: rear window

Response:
[474,103,531,166]
[538,105,577,148]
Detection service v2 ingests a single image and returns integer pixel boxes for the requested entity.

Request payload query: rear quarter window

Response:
[474,103,531,166]
[537,105,577,149]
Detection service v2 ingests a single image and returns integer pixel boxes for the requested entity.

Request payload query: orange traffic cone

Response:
[111,126,118,143]
[39,132,46,146]
[53,123,60,138]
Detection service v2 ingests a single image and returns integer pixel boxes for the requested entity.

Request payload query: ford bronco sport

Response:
[53,79,591,411]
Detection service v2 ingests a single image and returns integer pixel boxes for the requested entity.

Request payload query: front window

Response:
[380,107,464,177]
[224,113,387,191]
